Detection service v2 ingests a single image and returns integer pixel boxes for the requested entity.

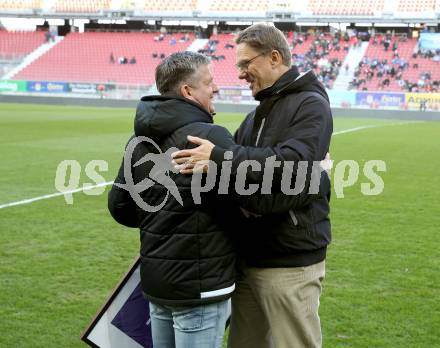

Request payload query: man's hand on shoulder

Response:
[171,136,214,174]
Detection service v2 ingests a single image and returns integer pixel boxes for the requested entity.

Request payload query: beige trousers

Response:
[227,261,325,348]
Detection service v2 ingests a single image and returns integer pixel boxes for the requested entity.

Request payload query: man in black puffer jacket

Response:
[108,52,238,348]
[108,52,318,348]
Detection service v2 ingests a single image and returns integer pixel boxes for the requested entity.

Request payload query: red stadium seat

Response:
[307,0,384,15]
[14,32,195,84]
[0,30,45,60]
[355,35,440,92]
[0,0,42,9]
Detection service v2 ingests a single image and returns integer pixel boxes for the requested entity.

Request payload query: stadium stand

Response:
[397,0,437,12]
[53,0,111,13]
[14,31,195,84]
[1,0,439,94]
[199,33,245,87]
[351,34,440,92]
[290,31,354,89]
[208,0,269,12]
[307,0,385,15]
[141,0,199,11]
[0,0,42,10]
[0,30,45,60]
[202,30,356,88]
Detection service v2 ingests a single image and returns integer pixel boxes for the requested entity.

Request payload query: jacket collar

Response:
[254,66,300,102]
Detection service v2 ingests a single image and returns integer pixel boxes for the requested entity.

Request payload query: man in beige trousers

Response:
[172,23,333,348]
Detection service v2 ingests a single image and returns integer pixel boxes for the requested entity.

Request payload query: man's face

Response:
[236,43,277,97]
[187,64,219,114]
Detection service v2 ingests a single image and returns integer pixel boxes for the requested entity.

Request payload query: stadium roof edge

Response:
[0,11,439,25]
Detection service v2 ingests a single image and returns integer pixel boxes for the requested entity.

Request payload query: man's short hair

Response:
[235,23,292,67]
[155,51,211,95]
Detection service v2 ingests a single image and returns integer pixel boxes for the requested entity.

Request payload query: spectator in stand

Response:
[44,31,51,43]
[153,34,165,42]
[110,52,115,64]
[399,34,408,42]
[129,56,137,64]
[381,78,390,88]
[352,36,358,48]
[97,84,105,99]
[390,67,396,78]
[179,33,189,43]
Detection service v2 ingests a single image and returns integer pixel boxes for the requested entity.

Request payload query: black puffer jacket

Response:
[108,95,237,306]
[210,67,333,268]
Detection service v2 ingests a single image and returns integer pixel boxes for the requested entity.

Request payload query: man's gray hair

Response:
[155,51,211,95]
[235,23,292,67]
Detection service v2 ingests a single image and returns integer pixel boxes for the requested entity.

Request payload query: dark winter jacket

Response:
[108,95,237,306]
[210,67,333,268]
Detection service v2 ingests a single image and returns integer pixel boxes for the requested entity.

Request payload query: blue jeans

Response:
[149,300,229,348]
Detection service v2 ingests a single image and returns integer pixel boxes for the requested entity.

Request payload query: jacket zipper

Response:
[255,118,266,146]
[289,209,299,226]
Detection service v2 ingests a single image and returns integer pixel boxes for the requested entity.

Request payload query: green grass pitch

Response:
[0,102,439,347]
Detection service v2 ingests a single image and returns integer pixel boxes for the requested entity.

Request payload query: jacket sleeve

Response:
[210,96,331,187]
[233,170,331,215]
[108,158,139,228]
[205,124,329,214]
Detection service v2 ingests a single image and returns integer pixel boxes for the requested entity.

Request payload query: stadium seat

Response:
[397,0,437,12]
[307,0,385,15]
[203,33,245,87]
[291,32,353,89]
[0,30,45,60]
[0,0,42,10]
[208,0,269,12]
[14,31,195,84]
[141,0,198,11]
[53,0,112,13]
[355,35,440,92]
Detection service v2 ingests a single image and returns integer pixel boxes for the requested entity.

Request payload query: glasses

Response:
[236,52,267,72]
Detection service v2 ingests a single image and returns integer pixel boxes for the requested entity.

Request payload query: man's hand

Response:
[320,152,333,175]
[171,136,215,174]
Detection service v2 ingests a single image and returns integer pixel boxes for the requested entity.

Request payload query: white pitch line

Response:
[333,120,423,136]
[333,125,377,135]
[0,181,114,210]
[0,120,421,210]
